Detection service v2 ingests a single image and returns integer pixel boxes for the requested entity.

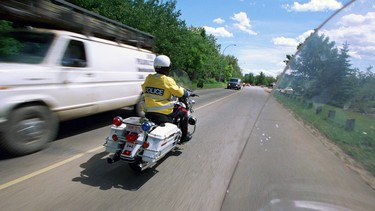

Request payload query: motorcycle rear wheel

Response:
[128,162,142,173]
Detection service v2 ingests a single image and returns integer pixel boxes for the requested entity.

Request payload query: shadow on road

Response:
[72,148,183,191]
[0,108,135,161]
[57,108,135,140]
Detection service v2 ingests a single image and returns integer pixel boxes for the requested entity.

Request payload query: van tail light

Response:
[113,116,123,126]
[126,133,138,142]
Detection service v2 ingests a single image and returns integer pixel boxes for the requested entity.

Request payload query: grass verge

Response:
[274,92,375,177]
[191,81,226,89]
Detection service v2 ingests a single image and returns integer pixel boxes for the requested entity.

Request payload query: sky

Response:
[175,0,354,77]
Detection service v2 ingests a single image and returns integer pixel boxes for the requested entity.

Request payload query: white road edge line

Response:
[0,90,240,190]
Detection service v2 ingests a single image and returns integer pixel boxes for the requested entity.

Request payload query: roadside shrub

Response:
[197,79,204,88]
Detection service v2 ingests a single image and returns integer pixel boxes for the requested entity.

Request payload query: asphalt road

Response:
[0,86,374,211]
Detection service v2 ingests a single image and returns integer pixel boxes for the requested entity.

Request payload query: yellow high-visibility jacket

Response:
[141,73,185,115]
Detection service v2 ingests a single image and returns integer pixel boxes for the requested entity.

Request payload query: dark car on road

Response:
[227,78,242,90]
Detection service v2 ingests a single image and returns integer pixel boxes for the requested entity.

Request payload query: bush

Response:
[206,78,217,83]
[197,79,204,88]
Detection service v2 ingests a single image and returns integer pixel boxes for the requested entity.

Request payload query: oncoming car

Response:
[227,78,242,90]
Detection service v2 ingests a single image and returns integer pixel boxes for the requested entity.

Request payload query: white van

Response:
[0,28,155,155]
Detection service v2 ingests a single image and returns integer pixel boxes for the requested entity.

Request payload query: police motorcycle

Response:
[103,70,198,172]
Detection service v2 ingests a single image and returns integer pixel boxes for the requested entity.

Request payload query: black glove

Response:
[190,92,199,97]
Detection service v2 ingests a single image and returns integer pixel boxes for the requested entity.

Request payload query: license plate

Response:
[125,142,135,150]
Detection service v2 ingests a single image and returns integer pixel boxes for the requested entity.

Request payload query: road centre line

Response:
[195,90,241,111]
[0,91,240,190]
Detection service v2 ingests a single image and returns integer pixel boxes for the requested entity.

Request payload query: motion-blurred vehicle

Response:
[282,87,294,94]
[0,0,155,155]
[227,78,242,90]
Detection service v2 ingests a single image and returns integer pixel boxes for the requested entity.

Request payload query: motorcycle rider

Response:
[141,55,192,143]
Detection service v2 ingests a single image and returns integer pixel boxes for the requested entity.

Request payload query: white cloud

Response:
[297,30,315,42]
[238,30,314,77]
[284,0,343,12]
[272,37,299,47]
[338,13,366,25]
[320,11,375,63]
[243,68,282,78]
[347,50,361,59]
[319,12,375,70]
[272,30,314,48]
[338,12,375,26]
[231,12,257,35]
[203,26,233,37]
[237,46,290,77]
[213,18,225,24]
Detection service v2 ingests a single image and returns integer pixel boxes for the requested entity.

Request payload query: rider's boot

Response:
[180,132,192,143]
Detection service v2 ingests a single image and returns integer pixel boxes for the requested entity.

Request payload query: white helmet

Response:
[154,55,171,68]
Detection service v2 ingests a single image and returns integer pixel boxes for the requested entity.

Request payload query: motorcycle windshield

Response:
[169,69,193,90]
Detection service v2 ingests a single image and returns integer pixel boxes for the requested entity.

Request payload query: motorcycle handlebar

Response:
[185,88,199,97]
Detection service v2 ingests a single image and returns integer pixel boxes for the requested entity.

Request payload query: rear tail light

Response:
[112,134,118,141]
[126,133,138,142]
[124,150,131,156]
[113,116,123,126]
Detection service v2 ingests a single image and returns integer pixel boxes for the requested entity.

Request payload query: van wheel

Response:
[134,94,145,117]
[0,105,58,156]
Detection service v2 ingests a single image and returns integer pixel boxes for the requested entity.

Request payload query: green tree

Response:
[222,55,241,81]
[0,20,22,55]
[244,73,255,84]
[350,66,375,113]
[288,33,355,107]
[328,42,355,107]
[179,27,222,81]
[62,0,240,81]
[265,76,276,86]
[283,54,293,65]
[255,71,267,85]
